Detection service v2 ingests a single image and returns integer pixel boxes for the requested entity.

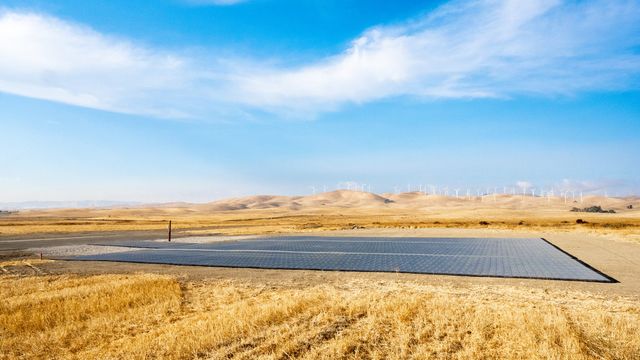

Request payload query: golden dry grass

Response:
[1,268,639,359]
[2,207,640,239]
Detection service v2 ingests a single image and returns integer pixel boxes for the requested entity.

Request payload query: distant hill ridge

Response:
[4,190,639,212]
[193,190,638,212]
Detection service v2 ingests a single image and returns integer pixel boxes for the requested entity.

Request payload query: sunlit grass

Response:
[1,272,638,359]
[2,208,640,238]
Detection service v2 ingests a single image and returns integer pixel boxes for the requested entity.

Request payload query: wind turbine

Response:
[455,189,460,199]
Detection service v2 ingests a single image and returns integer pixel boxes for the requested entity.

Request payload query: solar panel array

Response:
[71,236,612,282]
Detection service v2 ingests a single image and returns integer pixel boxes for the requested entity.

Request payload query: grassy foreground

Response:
[1,265,639,359]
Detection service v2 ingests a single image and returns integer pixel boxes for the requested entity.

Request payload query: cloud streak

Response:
[187,0,249,5]
[0,0,639,118]
[230,0,640,113]
[0,12,203,118]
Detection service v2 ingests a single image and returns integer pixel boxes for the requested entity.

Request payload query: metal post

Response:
[168,220,172,242]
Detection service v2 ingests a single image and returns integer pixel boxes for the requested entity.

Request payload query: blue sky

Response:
[1,0,639,203]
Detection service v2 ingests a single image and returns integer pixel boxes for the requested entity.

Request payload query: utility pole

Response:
[168,220,172,242]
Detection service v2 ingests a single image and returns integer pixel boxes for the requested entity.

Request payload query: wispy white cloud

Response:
[185,0,249,6]
[0,12,202,118]
[230,0,640,113]
[555,179,626,193]
[0,0,639,119]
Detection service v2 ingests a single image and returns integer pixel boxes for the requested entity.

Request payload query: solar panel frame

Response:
[67,236,615,282]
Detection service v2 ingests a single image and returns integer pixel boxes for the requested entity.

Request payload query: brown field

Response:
[1,191,639,240]
[1,261,639,360]
[2,191,640,359]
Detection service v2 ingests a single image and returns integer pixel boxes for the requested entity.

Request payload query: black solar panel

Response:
[70,236,613,282]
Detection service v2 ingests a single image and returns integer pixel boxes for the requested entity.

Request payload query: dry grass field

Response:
[2,192,639,240]
[2,191,640,359]
[1,260,639,360]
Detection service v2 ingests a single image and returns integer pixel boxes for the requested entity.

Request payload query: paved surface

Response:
[68,236,613,282]
[0,231,170,251]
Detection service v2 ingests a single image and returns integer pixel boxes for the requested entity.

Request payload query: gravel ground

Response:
[26,235,261,257]
[28,245,142,258]
[167,235,262,243]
